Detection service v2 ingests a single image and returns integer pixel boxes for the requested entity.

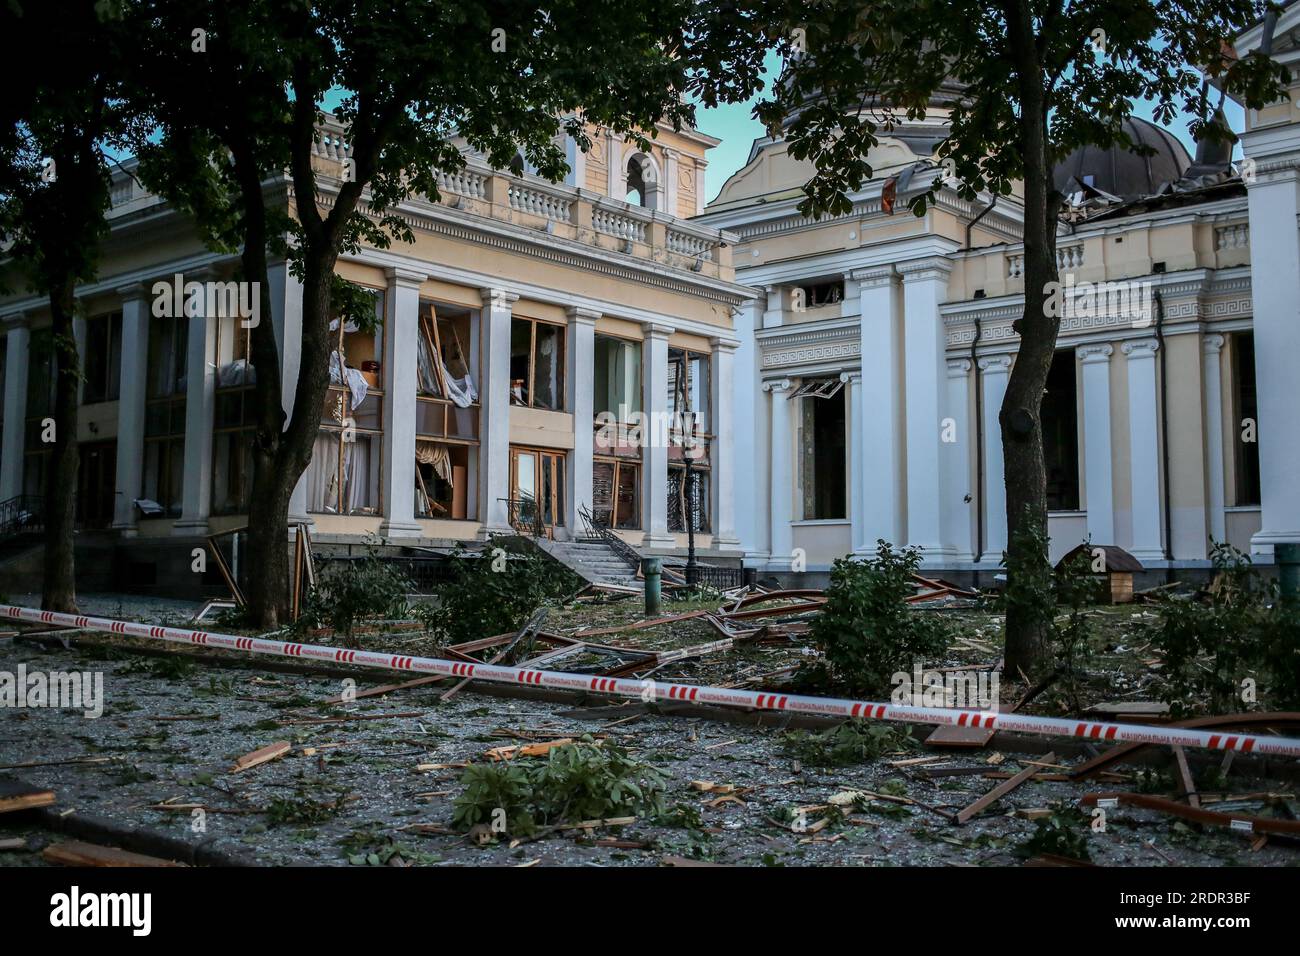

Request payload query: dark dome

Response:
[1053,118,1191,200]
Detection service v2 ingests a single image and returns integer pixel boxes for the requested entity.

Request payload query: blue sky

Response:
[691,53,1245,204]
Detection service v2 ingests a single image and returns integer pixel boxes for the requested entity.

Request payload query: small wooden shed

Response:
[1056,544,1144,604]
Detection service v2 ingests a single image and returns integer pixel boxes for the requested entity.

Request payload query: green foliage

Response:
[698,1,1287,224]
[1016,802,1092,862]
[298,548,412,648]
[1051,549,1102,708]
[781,719,916,767]
[1001,508,1056,676]
[265,792,349,827]
[425,537,580,645]
[808,541,950,696]
[1138,541,1300,717]
[451,739,668,838]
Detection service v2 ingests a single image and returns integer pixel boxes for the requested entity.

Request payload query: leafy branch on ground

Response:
[1138,541,1300,717]
[806,541,950,697]
[780,720,916,767]
[451,738,667,838]
[423,536,582,645]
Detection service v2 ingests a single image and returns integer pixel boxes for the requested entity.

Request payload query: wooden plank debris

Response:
[483,738,575,761]
[230,741,290,773]
[955,751,1055,824]
[1081,791,1300,836]
[1171,745,1200,808]
[43,840,186,867]
[0,780,55,814]
[322,674,444,705]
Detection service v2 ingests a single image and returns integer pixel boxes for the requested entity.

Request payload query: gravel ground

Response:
[2,615,1296,867]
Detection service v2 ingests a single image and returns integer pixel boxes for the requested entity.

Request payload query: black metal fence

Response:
[0,495,43,537]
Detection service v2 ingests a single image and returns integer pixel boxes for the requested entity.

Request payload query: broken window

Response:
[1042,349,1081,511]
[668,346,710,436]
[510,316,565,410]
[594,334,641,419]
[1231,330,1260,506]
[142,315,188,517]
[593,334,642,458]
[800,381,847,519]
[795,279,844,310]
[510,446,565,531]
[415,301,479,521]
[593,458,640,530]
[416,440,473,521]
[668,464,710,533]
[82,311,122,403]
[211,314,255,515]
[307,289,385,515]
[790,377,844,400]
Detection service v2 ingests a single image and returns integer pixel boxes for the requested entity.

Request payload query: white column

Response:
[112,284,149,531]
[378,267,424,538]
[1244,161,1300,555]
[840,370,864,558]
[478,288,517,536]
[605,130,623,199]
[944,359,974,562]
[695,159,708,216]
[563,128,587,190]
[565,306,598,533]
[1202,334,1227,545]
[663,148,679,218]
[853,266,904,552]
[176,276,216,534]
[1078,344,1114,545]
[979,354,1012,559]
[734,299,766,562]
[900,257,955,563]
[640,323,673,548]
[0,317,30,501]
[268,262,311,524]
[710,336,741,550]
[1124,339,1164,561]
[764,378,795,569]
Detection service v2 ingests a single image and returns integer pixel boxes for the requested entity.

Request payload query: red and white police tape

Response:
[6,603,1300,758]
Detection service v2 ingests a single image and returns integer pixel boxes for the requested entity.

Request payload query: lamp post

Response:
[684,414,699,586]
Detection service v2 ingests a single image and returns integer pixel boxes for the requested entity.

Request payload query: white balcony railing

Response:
[507,181,573,224]
[1216,223,1249,250]
[1007,243,1085,279]
[592,204,648,243]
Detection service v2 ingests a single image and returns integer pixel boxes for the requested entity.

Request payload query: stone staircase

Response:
[536,536,643,590]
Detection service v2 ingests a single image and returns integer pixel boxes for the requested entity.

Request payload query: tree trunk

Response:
[1001,2,1062,677]
[41,279,80,612]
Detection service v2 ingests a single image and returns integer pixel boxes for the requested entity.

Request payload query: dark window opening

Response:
[143,315,188,517]
[1232,331,1261,507]
[593,458,640,530]
[1042,350,1081,511]
[82,312,122,404]
[801,384,847,519]
[22,328,55,498]
[795,279,844,310]
[510,316,565,411]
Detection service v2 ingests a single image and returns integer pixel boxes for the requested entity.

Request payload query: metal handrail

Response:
[0,495,43,537]
[577,503,644,574]
[501,496,547,539]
